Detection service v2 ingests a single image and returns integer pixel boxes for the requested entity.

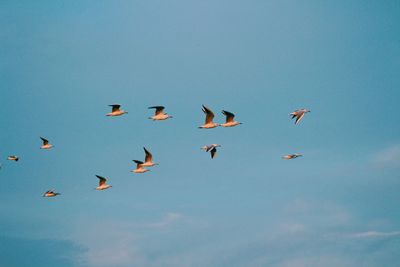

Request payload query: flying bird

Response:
[142,147,158,167]
[7,156,19,161]
[131,160,150,173]
[40,137,53,149]
[199,105,219,129]
[148,106,173,120]
[43,189,60,197]
[290,108,310,125]
[282,154,303,160]
[106,104,128,116]
[201,144,221,159]
[220,110,242,127]
[95,175,112,190]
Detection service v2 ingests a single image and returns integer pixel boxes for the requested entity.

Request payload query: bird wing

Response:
[222,110,235,123]
[109,104,121,112]
[149,106,165,115]
[202,105,215,124]
[143,147,153,162]
[210,147,217,159]
[133,160,144,168]
[96,175,107,186]
[295,112,305,124]
[40,137,49,145]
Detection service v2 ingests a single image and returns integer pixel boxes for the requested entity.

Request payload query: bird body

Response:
[199,105,219,129]
[290,109,310,125]
[106,104,128,116]
[148,106,172,120]
[40,137,53,149]
[201,144,221,159]
[131,160,150,173]
[95,175,112,190]
[43,190,60,197]
[282,154,302,160]
[7,156,19,161]
[220,110,242,127]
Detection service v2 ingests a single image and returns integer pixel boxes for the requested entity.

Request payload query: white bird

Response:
[220,110,242,127]
[199,105,219,129]
[201,144,221,159]
[148,106,173,120]
[40,137,53,149]
[106,104,128,116]
[95,175,112,190]
[43,189,60,197]
[290,108,310,125]
[7,155,19,161]
[282,154,303,160]
[141,147,158,167]
[131,160,150,173]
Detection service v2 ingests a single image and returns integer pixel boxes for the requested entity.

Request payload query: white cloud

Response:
[372,144,400,168]
[276,256,355,267]
[71,212,188,267]
[283,199,352,227]
[146,212,183,229]
[347,230,400,238]
[279,222,306,234]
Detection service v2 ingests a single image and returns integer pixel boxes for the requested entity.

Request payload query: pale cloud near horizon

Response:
[146,212,184,229]
[72,212,190,267]
[61,200,400,267]
[372,144,400,168]
[347,230,400,238]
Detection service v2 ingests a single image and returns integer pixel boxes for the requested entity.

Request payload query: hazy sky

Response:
[1,1,400,266]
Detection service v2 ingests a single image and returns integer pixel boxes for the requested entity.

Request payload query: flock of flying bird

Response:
[3,104,310,197]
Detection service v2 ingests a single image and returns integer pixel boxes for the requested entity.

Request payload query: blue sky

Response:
[1,1,400,266]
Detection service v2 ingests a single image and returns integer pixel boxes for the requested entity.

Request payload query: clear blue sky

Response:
[1,1,400,266]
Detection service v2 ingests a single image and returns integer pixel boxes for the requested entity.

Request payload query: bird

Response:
[199,105,219,129]
[7,155,19,161]
[220,110,242,127]
[131,160,150,173]
[106,104,128,116]
[290,108,310,125]
[282,154,303,160]
[95,175,112,190]
[43,189,60,197]
[201,144,221,159]
[40,137,53,149]
[148,106,173,120]
[141,147,158,167]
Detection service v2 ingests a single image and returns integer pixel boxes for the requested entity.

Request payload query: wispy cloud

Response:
[146,212,184,229]
[69,201,400,267]
[372,144,400,168]
[72,212,190,267]
[347,230,400,238]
